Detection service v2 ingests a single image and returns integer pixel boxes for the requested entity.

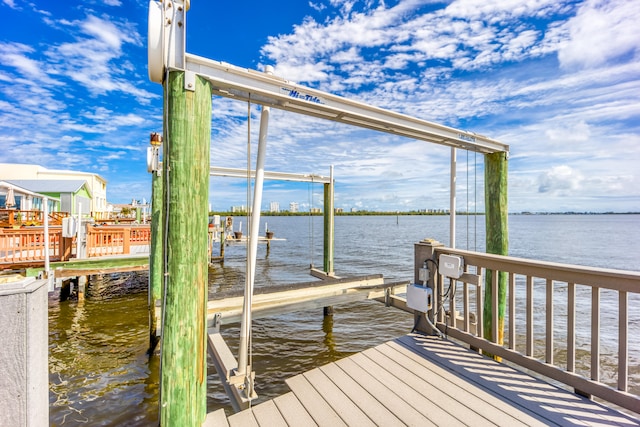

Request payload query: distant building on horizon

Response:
[310,207,321,214]
[231,205,247,213]
[289,202,299,213]
[269,201,280,213]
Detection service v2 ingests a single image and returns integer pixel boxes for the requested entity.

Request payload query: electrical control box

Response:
[418,267,429,283]
[439,254,464,279]
[406,284,433,313]
[62,217,77,238]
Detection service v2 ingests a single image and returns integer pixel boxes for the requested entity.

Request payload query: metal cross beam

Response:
[210,166,331,184]
[185,54,509,154]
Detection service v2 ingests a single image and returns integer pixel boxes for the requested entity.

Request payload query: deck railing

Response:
[85,225,151,257]
[422,246,640,414]
[0,225,151,267]
[0,209,69,227]
[0,227,68,265]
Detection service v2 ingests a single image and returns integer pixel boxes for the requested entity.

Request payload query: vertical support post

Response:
[0,278,48,427]
[323,165,335,275]
[123,228,131,255]
[483,151,508,349]
[450,148,456,248]
[43,197,50,273]
[160,70,211,426]
[149,159,163,348]
[220,224,225,259]
[76,204,83,259]
[77,275,86,301]
[413,239,444,334]
[238,66,273,395]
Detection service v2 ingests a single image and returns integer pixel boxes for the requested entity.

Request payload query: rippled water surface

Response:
[48,214,640,425]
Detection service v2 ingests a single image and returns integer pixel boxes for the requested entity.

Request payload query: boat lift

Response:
[148,0,509,416]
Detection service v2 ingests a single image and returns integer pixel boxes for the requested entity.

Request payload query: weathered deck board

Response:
[217,334,640,427]
[397,335,639,426]
[272,392,317,427]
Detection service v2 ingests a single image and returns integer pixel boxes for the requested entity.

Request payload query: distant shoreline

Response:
[210,211,639,217]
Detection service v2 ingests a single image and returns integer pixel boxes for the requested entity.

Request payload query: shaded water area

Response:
[48,214,640,425]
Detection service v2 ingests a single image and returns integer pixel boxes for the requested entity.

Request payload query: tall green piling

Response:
[160,70,212,426]
[323,176,334,275]
[149,163,163,349]
[483,152,508,348]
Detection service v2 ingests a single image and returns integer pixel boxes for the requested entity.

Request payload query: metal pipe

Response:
[238,65,273,379]
[450,147,457,248]
[44,197,50,273]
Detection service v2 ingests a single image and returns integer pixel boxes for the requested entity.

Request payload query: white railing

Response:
[411,245,640,414]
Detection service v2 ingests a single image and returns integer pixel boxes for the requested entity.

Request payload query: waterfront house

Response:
[4,179,90,215]
[0,163,107,216]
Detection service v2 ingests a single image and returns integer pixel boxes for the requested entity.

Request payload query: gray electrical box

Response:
[406,284,433,312]
[62,217,77,238]
[439,254,464,279]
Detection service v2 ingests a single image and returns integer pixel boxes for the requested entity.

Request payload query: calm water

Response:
[48,214,640,425]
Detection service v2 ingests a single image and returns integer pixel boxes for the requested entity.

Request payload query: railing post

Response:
[414,239,444,334]
[123,227,131,255]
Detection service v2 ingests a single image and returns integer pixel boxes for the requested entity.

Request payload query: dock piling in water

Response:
[483,152,508,350]
[159,69,212,426]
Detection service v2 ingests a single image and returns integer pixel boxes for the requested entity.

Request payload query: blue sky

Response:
[1,0,639,213]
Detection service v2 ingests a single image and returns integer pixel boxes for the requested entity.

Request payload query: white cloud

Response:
[558,0,640,69]
[538,165,581,193]
[545,120,591,142]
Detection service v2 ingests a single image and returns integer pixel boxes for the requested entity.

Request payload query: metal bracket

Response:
[211,312,221,332]
[184,70,196,91]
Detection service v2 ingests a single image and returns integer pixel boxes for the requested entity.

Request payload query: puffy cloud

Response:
[558,0,640,69]
[538,165,582,193]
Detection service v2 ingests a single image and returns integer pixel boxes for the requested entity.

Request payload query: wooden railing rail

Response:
[428,247,640,414]
[85,225,151,257]
[0,227,65,264]
[0,210,70,227]
[0,224,150,267]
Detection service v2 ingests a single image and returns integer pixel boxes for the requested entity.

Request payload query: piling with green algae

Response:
[483,151,508,350]
[149,162,163,348]
[160,70,212,426]
[323,178,334,275]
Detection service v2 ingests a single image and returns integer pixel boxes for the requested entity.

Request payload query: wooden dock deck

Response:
[206,333,639,426]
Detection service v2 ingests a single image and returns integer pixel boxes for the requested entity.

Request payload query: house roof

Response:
[6,179,92,197]
[0,181,61,201]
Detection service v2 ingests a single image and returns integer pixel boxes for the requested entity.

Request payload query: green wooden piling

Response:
[323,179,334,275]
[483,152,508,348]
[160,70,211,426]
[149,167,163,349]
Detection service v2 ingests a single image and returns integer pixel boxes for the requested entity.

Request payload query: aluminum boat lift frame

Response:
[149,0,509,413]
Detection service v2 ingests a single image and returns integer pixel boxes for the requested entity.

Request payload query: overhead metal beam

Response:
[210,166,331,184]
[185,54,509,154]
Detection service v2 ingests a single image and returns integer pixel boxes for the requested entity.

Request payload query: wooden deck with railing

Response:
[207,240,640,424]
[423,244,639,412]
[0,224,151,269]
[0,209,69,228]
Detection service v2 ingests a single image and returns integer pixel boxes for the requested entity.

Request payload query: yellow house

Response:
[0,163,107,215]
